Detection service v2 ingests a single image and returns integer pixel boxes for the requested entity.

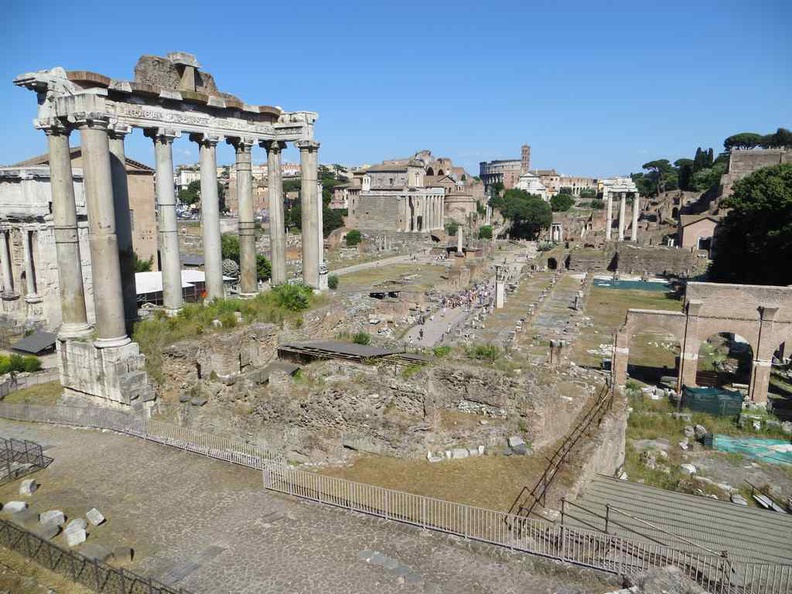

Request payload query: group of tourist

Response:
[439,282,495,313]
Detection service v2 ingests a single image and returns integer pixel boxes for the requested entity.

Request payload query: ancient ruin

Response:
[12,53,324,408]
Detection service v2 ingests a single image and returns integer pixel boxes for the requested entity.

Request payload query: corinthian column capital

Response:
[261,140,286,154]
[294,139,320,152]
[144,127,181,144]
[189,132,221,147]
[226,136,256,152]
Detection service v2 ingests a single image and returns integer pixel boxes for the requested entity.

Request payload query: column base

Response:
[58,323,93,340]
[24,294,43,304]
[238,292,258,300]
[1,292,20,301]
[94,335,132,349]
[164,307,183,317]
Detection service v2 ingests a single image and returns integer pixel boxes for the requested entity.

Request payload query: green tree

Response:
[724,132,764,151]
[709,163,792,285]
[256,255,271,282]
[579,188,597,199]
[133,252,153,272]
[642,159,678,195]
[345,230,362,246]
[493,189,552,239]
[178,180,201,205]
[323,207,344,238]
[761,128,792,148]
[445,221,459,236]
[478,225,493,239]
[221,233,240,262]
[550,193,574,212]
[674,158,694,191]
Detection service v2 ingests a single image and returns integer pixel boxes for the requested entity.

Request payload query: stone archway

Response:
[547,257,558,270]
[696,332,754,391]
[614,282,792,404]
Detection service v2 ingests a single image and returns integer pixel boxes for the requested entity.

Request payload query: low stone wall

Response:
[563,397,628,504]
[615,245,702,276]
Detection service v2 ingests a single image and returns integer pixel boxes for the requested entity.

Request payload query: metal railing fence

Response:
[0,436,52,485]
[0,369,60,399]
[0,402,286,467]
[0,518,189,593]
[0,402,789,593]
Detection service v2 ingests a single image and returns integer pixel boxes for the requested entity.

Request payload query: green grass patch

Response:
[133,285,317,383]
[2,381,62,405]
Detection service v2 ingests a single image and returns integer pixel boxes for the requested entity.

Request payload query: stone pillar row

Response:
[42,114,324,347]
[618,192,627,242]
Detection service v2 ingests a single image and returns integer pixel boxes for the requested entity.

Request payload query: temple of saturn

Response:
[601,177,640,242]
[13,52,324,409]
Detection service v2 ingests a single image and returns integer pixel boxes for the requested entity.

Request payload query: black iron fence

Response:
[0,436,52,485]
[0,518,190,593]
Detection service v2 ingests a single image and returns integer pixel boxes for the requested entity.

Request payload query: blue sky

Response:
[1,0,789,178]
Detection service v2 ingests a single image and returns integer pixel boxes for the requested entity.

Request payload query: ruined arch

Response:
[696,332,754,390]
[547,257,558,270]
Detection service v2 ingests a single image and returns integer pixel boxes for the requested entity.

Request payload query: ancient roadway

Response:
[0,420,616,594]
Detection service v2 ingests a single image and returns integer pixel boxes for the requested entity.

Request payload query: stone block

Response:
[683,426,695,438]
[451,448,468,459]
[731,494,748,506]
[33,522,61,540]
[19,479,37,496]
[680,463,696,475]
[2,501,28,513]
[40,510,65,527]
[190,396,208,407]
[65,518,87,532]
[64,527,86,547]
[112,546,134,563]
[467,447,480,457]
[80,543,112,562]
[10,509,38,527]
[179,392,191,403]
[478,445,485,455]
[782,421,792,435]
[511,444,529,456]
[85,508,105,526]
[694,425,708,440]
[507,436,525,448]
[426,452,443,463]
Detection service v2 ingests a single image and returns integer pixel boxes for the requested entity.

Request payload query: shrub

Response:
[0,354,42,375]
[445,221,459,236]
[550,193,574,212]
[478,225,493,239]
[433,345,452,358]
[352,331,371,345]
[346,230,362,246]
[328,274,339,290]
[466,343,501,362]
[272,283,313,311]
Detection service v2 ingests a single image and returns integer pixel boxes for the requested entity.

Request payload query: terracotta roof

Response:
[13,147,154,173]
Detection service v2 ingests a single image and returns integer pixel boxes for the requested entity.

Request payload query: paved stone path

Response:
[332,253,423,277]
[403,306,469,348]
[0,420,617,594]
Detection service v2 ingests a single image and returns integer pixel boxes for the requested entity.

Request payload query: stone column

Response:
[42,121,90,338]
[229,137,256,297]
[618,192,626,241]
[605,192,613,240]
[77,115,130,348]
[317,181,328,291]
[21,230,39,299]
[263,141,287,285]
[495,265,505,309]
[146,128,183,313]
[0,230,16,299]
[631,195,640,242]
[108,124,137,332]
[191,134,224,300]
[457,227,464,254]
[296,140,320,288]
[677,300,703,392]
[749,306,779,404]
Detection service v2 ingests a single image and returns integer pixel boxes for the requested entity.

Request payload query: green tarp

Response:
[711,434,792,465]
[681,385,743,417]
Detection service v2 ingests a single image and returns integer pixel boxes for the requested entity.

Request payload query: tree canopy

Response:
[723,133,764,151]
[492,189,552,239]
[709,163,792,286]
[178,180,201,205]
[220,233,271,281]
[550,193,574,212]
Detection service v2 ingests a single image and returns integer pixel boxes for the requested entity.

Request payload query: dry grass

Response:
[0,545,92,594]
[319,453,547,512]
[2,381,62,405]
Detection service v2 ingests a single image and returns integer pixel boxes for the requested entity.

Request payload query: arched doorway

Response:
[437,169,445,176]
[547,257,558,270]
[426,167,434,176]
[696,332,753,391]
